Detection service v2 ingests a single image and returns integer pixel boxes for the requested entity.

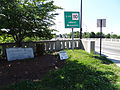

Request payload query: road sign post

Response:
[100,20,102,56]
[72,28,74,50]
[64,11,80,50]
[97,19,106,56]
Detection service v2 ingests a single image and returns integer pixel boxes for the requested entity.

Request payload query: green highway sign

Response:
[64,11,80,28]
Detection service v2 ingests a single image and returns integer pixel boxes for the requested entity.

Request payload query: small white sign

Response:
[97,19,106,27]
[72,13,79,20]
[59,51,68,60]
[6,48,34,61]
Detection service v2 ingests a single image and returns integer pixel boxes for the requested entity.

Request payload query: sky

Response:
[53,0,120,35]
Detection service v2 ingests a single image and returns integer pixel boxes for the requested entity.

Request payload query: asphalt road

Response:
[95,40,120,67]
[95,40,120,56]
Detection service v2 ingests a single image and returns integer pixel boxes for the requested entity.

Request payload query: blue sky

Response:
[53,0,120,35]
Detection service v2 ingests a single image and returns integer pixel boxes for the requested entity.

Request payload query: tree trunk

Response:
[15,41,22,47]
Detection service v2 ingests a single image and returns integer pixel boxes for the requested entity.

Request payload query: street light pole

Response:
[80,0,82,39]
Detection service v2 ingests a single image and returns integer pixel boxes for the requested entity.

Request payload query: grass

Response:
[1,49,120,90]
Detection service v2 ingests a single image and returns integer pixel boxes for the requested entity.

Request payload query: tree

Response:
[0,0,61,46]
[74,31,79,38]
[96,32,105,38]
[83,32,90,38]
[96,32,101,38]
[89,32,96,38]
[68,32,72,38]
[111,34,118,39]
[117,35,120,39]
[105,33,111,38]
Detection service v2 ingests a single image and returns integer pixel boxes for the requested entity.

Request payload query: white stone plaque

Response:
[6,48,34,61]
[59,51,68,60]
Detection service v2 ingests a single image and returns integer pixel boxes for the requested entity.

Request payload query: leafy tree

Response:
[83,32,90,38]
[67,32,72,38]
[117,35,120,39]
[96,32,101,38]
[105,33,111,38]
[89,32,96,38]
[96,32,105,38]
[0,0,61,46]
[0,34,14,43]
[74,31,79,38]
[111,34,118,39]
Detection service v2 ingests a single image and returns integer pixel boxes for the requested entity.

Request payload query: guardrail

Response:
[0,39,95,58]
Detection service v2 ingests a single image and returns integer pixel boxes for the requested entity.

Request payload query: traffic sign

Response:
[97,19,106,56]
[97,19,106,27]
[64,11,80,28]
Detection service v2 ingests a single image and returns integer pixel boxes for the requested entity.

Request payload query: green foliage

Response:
[67,31,79,38]
[67,32,72,38]
[74,31,79,38]
[117,35,120,39]
[96,32,105,38]
[105,33,111,38]
[0,34,14,43]
[111,34,118,39]
[67,32,106,38]
[1,50,120,90]
[83,32,90,38]
[0,0,61,46]
[89,32,96,38]
[66,31,120,39]
[23,36,51,42]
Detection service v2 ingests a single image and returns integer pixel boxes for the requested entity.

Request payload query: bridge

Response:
[87,38,120,67]
[0,38,120,67]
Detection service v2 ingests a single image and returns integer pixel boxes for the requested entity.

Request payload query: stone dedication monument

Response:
[6,48,34,61]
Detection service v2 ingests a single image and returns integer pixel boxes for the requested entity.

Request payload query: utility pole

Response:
[80,0,82,39]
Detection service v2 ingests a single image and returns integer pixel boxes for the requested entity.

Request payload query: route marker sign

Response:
[97,19,106,27]
[64,11,80,28]
[97,19,106,56]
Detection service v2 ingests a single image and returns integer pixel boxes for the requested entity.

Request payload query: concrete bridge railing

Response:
[0,39,95,58]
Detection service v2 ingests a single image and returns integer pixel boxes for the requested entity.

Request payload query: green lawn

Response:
[1,49,120,90]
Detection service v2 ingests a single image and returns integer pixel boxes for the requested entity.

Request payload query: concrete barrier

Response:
[81,40,95,53]
[0,39,95,57]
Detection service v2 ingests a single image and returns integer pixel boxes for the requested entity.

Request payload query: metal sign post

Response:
[100,20,102,56]
[97,19,106,56]
[72,28,74,50]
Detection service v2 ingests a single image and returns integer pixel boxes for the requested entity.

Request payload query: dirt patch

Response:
[0,54,65,87]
